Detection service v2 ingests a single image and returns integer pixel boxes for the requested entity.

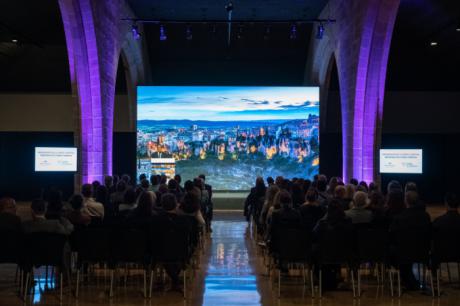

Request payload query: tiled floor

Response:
[1,209,460,306]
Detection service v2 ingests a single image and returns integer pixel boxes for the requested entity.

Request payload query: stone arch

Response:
[305,0,400,183]
[58,0,149,190]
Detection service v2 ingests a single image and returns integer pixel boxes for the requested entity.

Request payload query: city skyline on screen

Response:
[138,86,319,121]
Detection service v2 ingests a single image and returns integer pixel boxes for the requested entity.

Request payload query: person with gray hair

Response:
[345,191,373,224]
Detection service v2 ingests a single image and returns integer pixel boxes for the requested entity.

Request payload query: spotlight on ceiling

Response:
[316,23,324,40]
[289,24,297,40]
[159,24,167,41]
[456,27,460,32]
[430,41,438,46]
[11,39,18,43]
[131,22,141,40]
[185,25,193,40]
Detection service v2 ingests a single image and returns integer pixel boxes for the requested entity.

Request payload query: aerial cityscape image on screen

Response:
[137,86,320,190]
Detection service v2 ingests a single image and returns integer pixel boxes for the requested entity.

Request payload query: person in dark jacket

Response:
[433,192,460,232]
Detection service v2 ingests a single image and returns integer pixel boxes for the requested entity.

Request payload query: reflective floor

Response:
[203,218,261,306]
[1,209,460,306]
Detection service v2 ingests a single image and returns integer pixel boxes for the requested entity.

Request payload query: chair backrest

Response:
[112,228,147,264]
[0,230,24,264]
[316,226,355,264]
[23,232,67,268]
[74,227,112,264]
[392,227,431,263]
[271,227,312,262]
[432,229,460,264]
[158,218,190,262]
[356,228,388,263]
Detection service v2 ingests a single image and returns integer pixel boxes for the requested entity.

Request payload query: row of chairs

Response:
[0,217,204,301]
[261,224,460,298]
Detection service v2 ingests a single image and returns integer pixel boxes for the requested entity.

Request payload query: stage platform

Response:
[212,191,249,210]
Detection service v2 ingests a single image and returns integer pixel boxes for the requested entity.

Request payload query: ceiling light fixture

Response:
[11,39,18,43]
[289,24,297,40]
[316,23,324,40]
[131,22,141,40]
[159,24,167,41]
[430,41,438,46]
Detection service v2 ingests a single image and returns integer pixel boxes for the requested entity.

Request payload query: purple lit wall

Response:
[58,0,146,188]
[305,0,400,183]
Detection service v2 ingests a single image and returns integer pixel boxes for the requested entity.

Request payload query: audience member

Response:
[44,189,65,220]
[433,192,460,232]
[179,192,206,229]
[23,199,73,235]
[244,177,266,223]
[81,183,105,218]
[104,175,115,193]
[118,188,138,214]
[345,191,373,224]
[149,175,160,192]
[299,188,325,230]
[389,191,431,290]
[268,191,302,241]
[259,185,280,228]
[0,197,22,232]
[158,193,192,291]
[110,181,126,208]
[334,185,350,211]
[66,195,91,226]
[266,176,275,187]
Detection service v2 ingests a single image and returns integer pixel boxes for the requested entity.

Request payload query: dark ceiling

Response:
[0,0,459,92]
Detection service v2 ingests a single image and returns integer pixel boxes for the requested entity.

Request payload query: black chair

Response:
[431,229,460,296]
[0,230,24,294]
[22,232,69,301]
[270,227,314,298]
[355,228,389,296]
[112,228,149,298]
[152,219,191,299]
[315,226,356,298]
[73,227,113,298]
[389,227,434,297]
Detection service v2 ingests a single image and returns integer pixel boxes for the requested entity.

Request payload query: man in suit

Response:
[433,192,460,231]
[0,197,22,232]
[22,199,73,235]
[199,174,213,232]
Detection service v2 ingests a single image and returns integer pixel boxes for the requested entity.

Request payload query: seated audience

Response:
[291,182,304,208]
[314,199,353,236]
[317,175,331,207]
[433,192,460,232]
[244,177,266,223]
[158,193,192,291]
[44,189,66,220]
[299,188,325,231]
[81,183,105,218]
[327,177,339,196]
[385,188,405,221]
[23,199,73,235]
[268,191,302,240]
[149,175,160,192]
[66,194,91,226]
[334,185,350,210]
[118,188,138,214]
[0,197,22,232]
[260,185,280,228]
[104,175,115,194]
[345,191,373,224]
[174,174,185,193]
[110,180,126,208]
[368,190,389,229]
[179,192,206,229]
